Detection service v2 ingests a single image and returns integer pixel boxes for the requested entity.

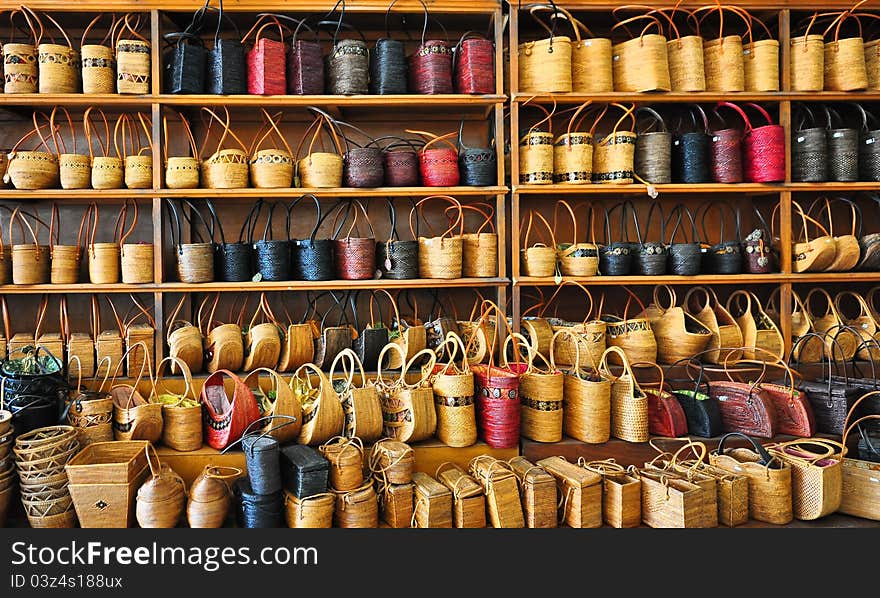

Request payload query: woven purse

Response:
[294,113,344,188]
[408,0,453,95]
[242,14,287,96]
[248,109,294,189]
[199,107,249,189]
[331,199,377,281]
[290,194,334,281]
[3,8,39,94]
[81,13,116,94]
[518,4,573,93]
[633,106,671,184]
[610,12,671,92]
[205,0,246,95]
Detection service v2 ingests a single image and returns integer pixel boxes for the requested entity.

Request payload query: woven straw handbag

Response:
[8,207,50,285]
[694,4,748,92]
[109,342,163,444]
[683,286,743,364]
[3,8,40,93]
[50,107,90,190]
[554,101,595,184]
[599,345,649,443]
[411,195,463,279]
[121,295,156,379]
[725,290,784,361]
[405,128,460,187]
[61,298,94,380]
[803,287,860,362]
[823,8,868,91]
[425,332,477,448]
[114,13,151,94]
[709,432,793,525]
[275,296,317,374]
[289,363,344,447]
[199,107,249,189]
[519,99,555,186]
[116,199,153,285]
[836,291,880,362]
[551,328,611,445]
[48,203,84,285]
[838,393,880,521]
[84,202,120,285]
[242,293,282,372]
[468,455,525,528]
[65,354,113,447]
[5,113,60,190]
[790,13,825,92]
[610,12,671,92]
[540,280,606,369]
[294,113,344,188]
[633,106,671,184]
[520,210,557,278]
[660,4,705,92]
[592,103,637,185]
[249,109,294,189]
[165,198,215,284]
[554,200,599,277]
[375,345,438,444]
[646,285,712,365]
[643,440,719,528]
[580,458,641,528]
[164,111,200,189]
[457,202,498,278]
[241,368,302,445]
[198,293,244,374]
[80,13,116,95]
[327,348,382,444]
[150,356,202,453]
[503,333,564,444]
[776,201,837,274]
[518,4,573,93]
[118,113,153,190]
[83,107,123,190]
[807,196,861,272]
[165,295,204,376]
[556,6,612,92]
[600,288,657,366]
[93,296,124,380]
[741,11,780,92]
[242,14,288,96]
[765,438,842,521]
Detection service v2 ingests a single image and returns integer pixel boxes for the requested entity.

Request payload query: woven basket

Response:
[435,462,486,528]
[187,465,240,528]
[48,203,83,285]
[5,115,60,190]
[3,9,39,94]
[80,14,116,94]
[10,207,51,285]
[369,439,415,486]
[376,345,437,444]
[699,4,749,92]
[593,104,637,185]
[327,349,382,443]
[243,16,287,95]
[200,107,249,189]
[580,459,641,528]
[319,436,364,492]
[648,286,712,365]
[458,203,498,278]
[766,438,842,521]
[550,328,611,444]
[407,129,460,187]
[684,286,743,364]
[537,456,603,528]
[48,107,91,190]
[555,102,595,184]
[519,102,555,185]
[295,113,343,188]
[565,10,612,93]
[518,6,572,93]
[428,334,477,448]
[290,364,344,447]
[115,14,151,94]
[634,106,671,184]
[152,356,202,453]
[468,455,524,528]
[37,11,79,94]
[164,111,200,189]
[599,346,649,443]
[520,210,557,278]
[611,15,671,92]
[557,200,599,277]
[664,8,705,92]
[118,114,153,189]
[505,333,563,444]
[110,344,163,443]
[284,491,334,528]
[250,109,294,189]
[600,289,657,366]
[333,480,378,528]
[823,10,868,91]
[413,195,463,279]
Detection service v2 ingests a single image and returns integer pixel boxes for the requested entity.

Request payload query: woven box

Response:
[470,456,525,528]
[537,456,602,528]
[380,482,413,529]
[280,445,329,499]
[509,456,557,528]
[65,440,150,528]
[412,472,452,528]
[436,463,486,528]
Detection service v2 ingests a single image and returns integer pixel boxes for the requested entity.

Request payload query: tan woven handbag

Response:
[435,462,486,528]
[663,4,706,92]
[3,8,39,94]
[520,210,557,278]
[48,202,85,285]
[519,100,555,185]
[683,286,743,365]
[554,200,599,277]
[838,392,880,521]
[199,107,249,189]
[554,102,595,184]
[552,328,611,445]
[823,8,869,91]
[599,345,649,443]
[694,3,748,92]
[242,368,302,445]
[294,112,343,188]
[242,293,282,371]
[504,333,563,444]
[328,348,383,444]
[836,291,880,362]
[5,113,60,190]
[580,458,641,529]
[198,293,244,374]
[600,288,657,366]
[725,290,783,361]
[803,287,859,362]
[592,103,637,185]
[542,281,606,369]
[249,109,294,189]
[80,13,116,95]
[63,297,94,380]
[807,197,861,273]
[122,294,155,379]
[537,456,602,528]
[118,113,153,190]
[637,467,705,528]
[517,5,573,93]
[790,12,825,92]
[52,107,91,190]
[114,13,151,94]
[375,345,437,444]
[290,363,344,447]
[118,199,153,285]
[766,438,843,521]
[611,12,671,92]
[558,7,612,92]
[109,341,163,443]
[426,332,477,448]
[84,107,123,190]
[780,201,838,274]
[164,110,200,189]
[457,202,498,278]
[412,195,464,279]
[647,285,712,365]
[165,295,204,376]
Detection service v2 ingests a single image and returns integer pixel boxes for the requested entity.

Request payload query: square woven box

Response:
[280,444,329,499]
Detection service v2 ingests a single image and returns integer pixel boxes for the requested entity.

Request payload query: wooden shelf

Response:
[515,274,786,286]
[2,0,501,13]
[513,183,783,195]
[789,272,880,284]
[0,93,153,107]
[161,186,509,198]
[160,94,506,109]
[512,92,880,104]
[0,283,155,294]
[0,189,156,200]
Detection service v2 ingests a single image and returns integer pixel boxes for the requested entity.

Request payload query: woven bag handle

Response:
[766,438,841,466]
[823,4,865,44]
[520,209,556,251]
[8,206,43,247]
[665,203,698,245]
[804,287,839,322]
[164,110,199,161]
[81,13,115,46]
[83,107,118,160]
[328,347,366,391]
[115,13,149,46]
[550,5,590,41]
[199,107,247,159]
[153,355,195,403]
[596,103,636,145]
[834,291,876,330]
[693,2,753,48]
[35,10,73,49]
[500,331,535,373]
[538,280,595,323]
[716,101,752,135]
[610,12,665,41]
[7,7,41,45]
[447,202,495,236]
[410,195,463,241]
[241,14,285,46]
[743,102,775,127]
[635,106,667,135]
[715,432,779,468]
[251,109,293,158]
[48,106,79,155]
[108,340,152,409]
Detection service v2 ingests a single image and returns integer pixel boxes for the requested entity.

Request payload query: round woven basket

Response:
[519,102,555,185]
[5,114,60,190]
[284,491,334,528]
[37,12,79,94]
[295,113,344,188]
[566,11,612,93]
[520,210,557,278]
[823,10,868,91]
[125,153,153,190]
[634,106,671,185]
[319,436,364,492]
[592,103,637,185]
[115,14,151,94]
[250,109,294,189]
[556,200,599,277]
[153,357,202,453]
[518,6,573,92]
[662,5,705,92]
[554,102,595,184]
[85,203,121,285]
[369,438,415,485]
[84,107,123,190]
[53,106,91,190]
[200,107,249,189]
[10,207,51,285]
[3,10,39,94]
[333,480,378,528]
[610,15,671,92]
[164,111,200,189]
[457,203,497,278]
[413,195,464,279]
[48,202,84,285]
[81,14,116,94]
[187,466,239,528]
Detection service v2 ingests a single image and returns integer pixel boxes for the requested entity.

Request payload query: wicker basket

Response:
[508,457,557,528]
[10,207,51,285]
[519,102,555,185]
[187,465,240,529]
[3,9,39,94]
[115,14,151,94]
[459,203,498,278]
[250,109,294,189]
[520,210,557,278]
[319,436,364,492]
[468,455,524,528]
[295,113,344,188]
[611,15,671,92]
[537,456,602,528]
[517,5,573,93]
[435,462,486,528]
[699,5,748,92]
[551,329,611,444]
[580,458,641,528]
[151,356,202,453]
[84,107,123,190]
[200,107,249,189]
[414,195,464,279]
[648,286,713,365]
[766,438,842,521]
[119,113,153,189]
[37,11,79,94]
[592,103,637,185]
[164,111,200,189]
[427,333,477,448]
[683,286,743,364]
[81,13,116,95]
[664,7,705,92]
[5,114,60,190]
[333,480,378,528]
[290,363,344,447]
[52,107,91,190]
[376,345,437,444]
[823,10,868,91]
[284,490,334,528]
[599,346,649,444]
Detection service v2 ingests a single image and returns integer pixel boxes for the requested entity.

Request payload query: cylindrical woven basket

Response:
[519,102,555,185]
[48,202,84,285]
[634,106,671,184]
[458,203,497,278]
[6,114,61,190]
[413,195,463,279]
[10,208,51,285]
[3,9,39,94]
[410,31,454,95]
[327,38,369,95]
[115,14,151,94]
[518,6,573,93]
[454,32,496,94]
[610,15,671,92]
[295,113,344,188]
[791,23,825,92]
[521,210,557,278]
[333,481,378,528]
[164,111,200,189]
[554,101,595,184]
[593,104,637,185]
[80,13,116,94]
[552,329,612,444]
[383,139,421,186]
[200,107,249,189]
[369,439,415,486]
[791,103,828,182]
[826,106,859,182]
[249,110,294,189]
[376,197,420,279]
[284,491,334,528]
[319,436,364,492]
[37,11,79,94]
[84,108,123,190]
[823,11,868,91]
[428,334,477,448]
[665,15,705,93]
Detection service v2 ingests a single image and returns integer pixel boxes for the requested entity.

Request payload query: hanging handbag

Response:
[554,6,612,93]
[206,0,246,95]
[200,369,261,450]
[81,13,116,95]
[165,199,215,284]
[329,348,382,443]
[312,291,356,370]
[377,197,419,280]
[598,201,636,276]
[709,432,793,525]
[426,332,477,448]
[290,194,334,281]
[375,345,438,444]
[665,203,702,276]
[198,293,244,374]
[672,104,712,184]
[242,14,287,96]
[199,106,249,189]
[699,201,742,275]
[633,106,671,184]
[706,358,778,439]
[275,294,317,374]
[331,200,376,281]
[518,3,573,93]
[668,357,724,438]
[739,9,780,91]
[350,292,389,373]
[540,282,607,371]
[241,368,302,445]
[9,207,51,285]
[118,113,153,190]
[207,199,253,283]
[408,0,453,94]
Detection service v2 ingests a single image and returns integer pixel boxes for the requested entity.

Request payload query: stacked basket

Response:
[13,425,79,528]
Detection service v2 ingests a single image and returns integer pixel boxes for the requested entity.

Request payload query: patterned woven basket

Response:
[5,115,60,190]
[519,101,555,185]
[458,202,497,278]
[3,9,39,94]
[164,111,200,189]
[249,109,294,189]
[115,14,151,94]
[81,13,116,94]
[823,9,868,91]
[592,103,637,185]
[199,107,249,189]
[10,207,51,285]
[554,102,595,184]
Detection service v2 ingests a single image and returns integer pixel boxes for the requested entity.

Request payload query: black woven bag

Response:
[458,119,497,187]
[322,4,369,96]
[791,102,828,183]
[351,291,390,371]
[858,104,880,182]
[633,106,671,185]
[672,105,712,184]
[377,197,419,279]
[206,0,246,95]
[599,201,636,276]
[291,194,335,281]
[826,105,859,183]
[741,205,774,275]
[633,201,668,276]
[208,198,256,282]
[370,0,408,94]
[233,477,284,528]
[279,444,329,498]
[253,200,292,282]
[668,357,723,438]
[700,201,742,274]
[665,203,702,276]
[163,31,206,95]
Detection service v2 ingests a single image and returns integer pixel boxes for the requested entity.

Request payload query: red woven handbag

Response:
[718,101,785,183]
[200,369,261,450]
[453,31,495,94]
[468,300,521,449]
[710,105,744,184]
[707,354,779,439]
[243,14,287,96]
[407,128,460,186]
[408,0,453,94]
[636,362,688,438]
[330,199,377,281]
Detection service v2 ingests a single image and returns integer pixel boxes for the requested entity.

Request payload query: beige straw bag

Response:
[504,333,563,444]
[741,11,780,92]
[199,107,249,189]
[636,467,705,528]
[197,294,243,374]
[838,393,880,521]
[413,195,464,279]
[554,200,599,277]
[537,456,602,528]
[241,293,282,371]
[93,295,124,380]
[542,280,606,368]
[164,111,200,189]
[34,9,79,94]
[3,8,39,94]
[249,109,294,189]
[468,455,525,528]
[592,103,637,185]
[836,291,880,362]
[122,295,156,378]
[289,363,344,446]
[84,202,121,285]
[554,102,595,184]
[683,286,743,365]
[435,462,486,528]
[151,356,202,453]
[520,210,557,278]
[294,113,344,188]
[778,201,837,274]
[663,5,706,92]
[505,457,556,529]
[119,113,153,190]
[599,345,649,443]
[766,438,843,521]
[376,345,438,444]
[646,285,712,365]
[84,107,123,190]
[426,332,477,448]
[790,13,825,92]
[0,210,11,285]
[709,432,793,525]
[803,287,859,362]
[564,9,613,93]
[80,13,116,95]
[519,100,555,185]
[517,5,573,93]
[328,348,382,443]
[118,199,153,285]
[611,13,671,92]
[49,203,85,285]
[552,329,611,444]
[823,7,869,91]
[114,13,151,94]
[600,289,658,366]
[457,202,497,278]
[519,289,554,359]
[9,207,50,285]
[109,342,163,443]
[5,114,60,190]
[580,458,641,528]
[725,290,784,361]
[165,295,203,376]
[319,436,365,492]
[65,355,113,447]
[695,4,747,92]
[52,107,91,190]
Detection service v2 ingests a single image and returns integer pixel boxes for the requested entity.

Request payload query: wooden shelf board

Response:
[156,278,509,292]
[161,186,508,198]
[513,183,783,195]
[0,93,153,107]
[515,274,786,286]
[160,94,506,108]
[0,189,156,200]
[789,272,880,284]
[512,91,880,104]
[4,1,501,13]
[786,182,880,192]
[0,283,155,294]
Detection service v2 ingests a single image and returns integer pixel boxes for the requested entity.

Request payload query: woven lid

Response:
[435,463,482,499]
[412,472,451,499]
[233,476,283,504]
[280,444,328,473]
[242,434,277,455]
[508,456,555,487]
[536,456,601,488]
